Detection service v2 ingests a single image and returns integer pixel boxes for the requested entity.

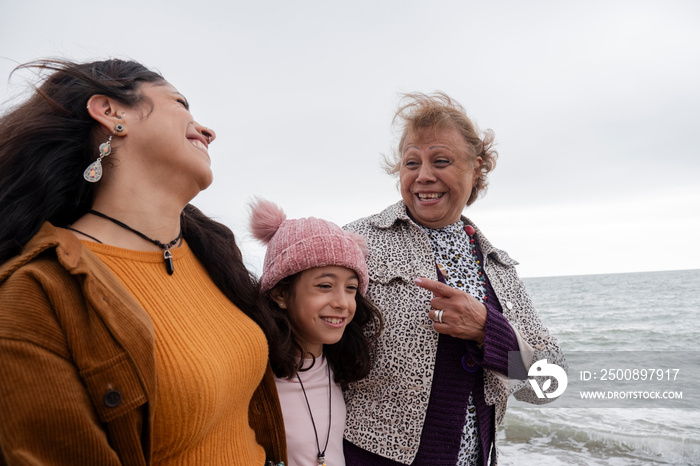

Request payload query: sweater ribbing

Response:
[86,240,268,465]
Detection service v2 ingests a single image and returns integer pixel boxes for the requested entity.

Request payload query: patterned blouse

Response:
[420,220,483,465]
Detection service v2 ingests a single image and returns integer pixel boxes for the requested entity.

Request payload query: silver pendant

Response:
[83,159,103,182]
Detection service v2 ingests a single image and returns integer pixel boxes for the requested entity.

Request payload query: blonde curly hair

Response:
[385,92,498,206]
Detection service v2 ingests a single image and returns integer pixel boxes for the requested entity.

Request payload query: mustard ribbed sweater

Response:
[85,240,268,465]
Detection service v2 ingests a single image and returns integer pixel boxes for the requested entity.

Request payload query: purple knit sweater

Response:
[344,243,526,466]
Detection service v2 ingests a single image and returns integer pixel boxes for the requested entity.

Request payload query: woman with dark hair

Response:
[0,59,286,465]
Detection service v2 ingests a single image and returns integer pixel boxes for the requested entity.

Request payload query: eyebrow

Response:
[404,144,453,153]
[314,272,359,281]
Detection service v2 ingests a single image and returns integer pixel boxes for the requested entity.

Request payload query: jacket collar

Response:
[0,222,157,401]
[1,222,67,283]
[368,200,411,229]
[368,200,518,267]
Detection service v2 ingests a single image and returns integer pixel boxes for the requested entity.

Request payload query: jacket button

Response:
[104,389,122,408]
[506,301,514,310]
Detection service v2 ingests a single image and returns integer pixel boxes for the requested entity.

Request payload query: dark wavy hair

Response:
[0,59,165,263]
[0,59,281,350]
[264,273,383,388]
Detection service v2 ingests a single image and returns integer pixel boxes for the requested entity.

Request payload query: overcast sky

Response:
[1,0,698,278]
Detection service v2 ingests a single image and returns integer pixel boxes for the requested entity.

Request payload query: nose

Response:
[416,163,436,183]
[330,290,351,311]
[195,122,216,145]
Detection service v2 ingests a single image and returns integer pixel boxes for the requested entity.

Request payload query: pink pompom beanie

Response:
[249,199,369,295]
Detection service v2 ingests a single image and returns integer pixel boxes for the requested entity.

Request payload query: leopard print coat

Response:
[343,201,565,465]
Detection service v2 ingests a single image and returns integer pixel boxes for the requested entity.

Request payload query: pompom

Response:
[249,198,287,244]
[346,231,369,258]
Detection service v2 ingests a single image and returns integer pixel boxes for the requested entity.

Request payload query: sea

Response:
[497,268,700,466]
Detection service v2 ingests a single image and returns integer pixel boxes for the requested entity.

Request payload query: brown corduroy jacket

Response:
[0,223,286,465]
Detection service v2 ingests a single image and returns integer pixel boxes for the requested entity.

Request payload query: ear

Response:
[269,287,288,309]
[86,95,129,136]
[472,156,483,183]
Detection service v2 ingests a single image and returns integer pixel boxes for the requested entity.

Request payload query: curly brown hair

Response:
[384,92,498,206]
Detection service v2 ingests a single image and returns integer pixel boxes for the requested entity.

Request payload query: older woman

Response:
[343,93,564,466]
[0,59,286,465]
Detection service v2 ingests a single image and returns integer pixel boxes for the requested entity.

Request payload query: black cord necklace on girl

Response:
[296,359,332,466]
[87,210,182,275]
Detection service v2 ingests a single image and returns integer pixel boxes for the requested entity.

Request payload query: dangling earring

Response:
[83,119,124,183]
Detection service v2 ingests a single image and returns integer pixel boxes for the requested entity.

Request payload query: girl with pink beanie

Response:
[250,199,383,466]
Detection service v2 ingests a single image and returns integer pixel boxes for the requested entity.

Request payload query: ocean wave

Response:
[499,407,700,465]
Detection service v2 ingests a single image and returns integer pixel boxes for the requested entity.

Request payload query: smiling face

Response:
[272,265,359,358]
[399,126,481,229]
[121,82,216,198]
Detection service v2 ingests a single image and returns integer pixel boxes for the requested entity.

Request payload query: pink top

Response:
[275,356,346,466]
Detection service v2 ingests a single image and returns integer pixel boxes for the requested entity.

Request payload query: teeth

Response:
[190,139,207,151]
[418,193,443,200]
[322,317,344,324]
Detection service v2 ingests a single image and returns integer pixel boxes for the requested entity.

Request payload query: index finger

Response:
[414,277,458,298]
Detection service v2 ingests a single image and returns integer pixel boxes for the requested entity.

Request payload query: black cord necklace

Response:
[296,359,332,466]
[66,226,104,244]
[88,210,182,275]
